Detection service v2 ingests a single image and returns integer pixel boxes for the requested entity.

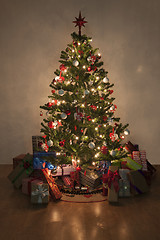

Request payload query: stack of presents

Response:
[8,136,156,204]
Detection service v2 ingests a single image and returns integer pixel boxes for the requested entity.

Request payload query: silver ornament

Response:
[58,89,64,96]
[124,129,130,136]
[110,150,116,157]
[103,77,109,83]
[88,142,95,149]
[47,140,53,147]
[61,113,67,119]
[73,60,79,67]
[84,90,90,95]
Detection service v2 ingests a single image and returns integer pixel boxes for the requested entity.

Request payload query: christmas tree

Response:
[40,12,129,169]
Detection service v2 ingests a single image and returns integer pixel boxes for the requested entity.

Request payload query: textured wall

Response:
[0,0,160,164]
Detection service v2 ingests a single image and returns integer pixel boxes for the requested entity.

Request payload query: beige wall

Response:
[0,0,160,164]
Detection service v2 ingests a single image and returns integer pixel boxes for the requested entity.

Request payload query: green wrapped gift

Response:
[111,160,121,168]
[121,157,142,170]
[8,153,33,188]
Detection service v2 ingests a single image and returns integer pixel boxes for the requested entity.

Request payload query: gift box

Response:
[132,151,141,165]
[33,151,56,169]
[32,136,43,152]
[8,153,33,188]
[99,161,111,174]
[102,174,108,196]
[22,177,43,195]
[108,166,120,203]
[140,151,148,171]
[111,160,121,168]
[30,169,47,182]
[52,165,75,177]
[42,169,62,200]
[118,169,131,197]
[79,170,102,189]
[127,170,149,195]
[13,154,26,169]
[125,141,138,153]
[70,170,80,187]
[122,157,142,170]
[31,182,49,204]
[62,176,72,187]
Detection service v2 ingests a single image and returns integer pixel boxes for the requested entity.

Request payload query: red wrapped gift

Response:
[108,166,120,203]
[22,177,43,195]
[13,154,26,169]
[42,169,62,200]
[102,174,108,196]
[62,176,72,187]
[70,171,80,187]
[125,141,137,154]
[132,151,141,165]
[140,151,148,171]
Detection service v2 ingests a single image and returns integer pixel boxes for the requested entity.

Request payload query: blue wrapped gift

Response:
[33,151,56,169]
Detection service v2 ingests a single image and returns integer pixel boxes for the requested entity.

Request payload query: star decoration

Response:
[73,11,87,36]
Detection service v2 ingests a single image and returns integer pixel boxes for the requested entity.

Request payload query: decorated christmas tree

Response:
[40,12,129,169]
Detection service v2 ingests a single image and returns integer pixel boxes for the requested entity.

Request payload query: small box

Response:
[79,170,102,189]
[22,177,43,195]
[13,154,26,169]
[108,166,119,203]
[31,182,49,204]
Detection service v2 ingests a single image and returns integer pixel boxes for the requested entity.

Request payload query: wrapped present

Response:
[79,170,102,189]
[13,154,26,169]
[111,160,121,168]
[62,176,72,187]
[52,165,75,177]
[121,161,131,170]
[118,169,131,197]
[8,153,33,188]
[140,151,148,171]
[119,179,130,197]
[132,151,141,165]
[127,170,149,195]
[22,177,43,195]
[42,169,62,200]
[31,182,49,204]
[125,141,138,153]
[108,166,120,203]
[32,136,43,152]
[99,161,111,174]
[147,160,156,176]
[33,151,56,169]
[122,157,142,170]
[30,169,47,182]
[70,170,80,188]
[102,174,108,196]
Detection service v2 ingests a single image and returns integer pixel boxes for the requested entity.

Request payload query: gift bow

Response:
[32,185,49,203]
[107,170,120,192]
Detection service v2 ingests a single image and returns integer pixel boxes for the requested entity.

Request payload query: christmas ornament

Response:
[61,113,67,119]
[73,11,87,36]
[101,146,108,155]
[88,142,95,149]
[58,89,65,96]
[59,64,66,71]
[109,128,118,142]
[41,143,48,152]
[73,60,79,67]
[110,104,117,112]
[90,105,97,110]
[87,116,91,121]
[57,121,62,126]
[107,117,113,124]
[87,66,92,72]
[124,129,130,135]
[108,90,114,94]
[103,77,109,83]
[74,112,83,121]
[94,66,97,71]
[47,140,53,147]
[51,99,57,105]
[76,166,81,171]
[59,140,65,147]
[100,97,104,100]
[81,135,88,141]
[103,116,108,122]
[51,89,55,94]
[84,90,90,95]
[40,111,43,116]
[48,121,54,128]
[110,150,116,157]
[47,102,52,107]
[78,50,84,55]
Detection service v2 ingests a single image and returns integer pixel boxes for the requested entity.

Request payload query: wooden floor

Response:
[0,165,160,240]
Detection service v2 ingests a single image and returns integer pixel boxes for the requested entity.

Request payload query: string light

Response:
[98,86,101,90]
[96,77,99,80]
[104,124,106,127]
[100,135,103,138]
[78,42,80,46]
[83,65,86,69]
[97,147,100,150]
[62,100,66,104]
[64,69,67,73]
[95,153,99,158]
[91,88,95,92]
[75,136,79,140]
[92,162,96,166]
[72,49,75,52]
[95,127,98,131]
[77,159,80,163]
[57,101,61,105]
[98,53,101,57]
[81,104,85,107]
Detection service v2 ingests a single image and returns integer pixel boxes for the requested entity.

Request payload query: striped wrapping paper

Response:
[62,176,72,187]
[132,151,141,165]
[140,150,148,171]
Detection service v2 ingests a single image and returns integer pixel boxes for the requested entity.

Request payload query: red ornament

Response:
[87,66,92,72]
[101,146,108,155]
[87,116,91,121]
[76,166,81,172]
[100,97,104,100]
[59,140,65,147]
[66,110,71,115]
[59,64,66,71]
[57,121,62,126]
[108,90,114,94]
[40,111,43,116]
[48,121,54,128]
[110,104,117,112]
[74,126,77,131]
[91,55,96,64]
[81,129,83,133]
[103,116,108,121]
[58,76,65,83]
[73,11,87,36]
[52,89,55,94]
[90,105,97,110]
[76,76,79,80]
[78,50,84,55]
[47,102,52,107]
[52,100,57,105]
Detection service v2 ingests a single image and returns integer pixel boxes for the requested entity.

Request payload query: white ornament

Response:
[110,150,116,157]
[107,117,113,124]
[110,105,115,111]
[103,77,109,83]
[58,89,64,96]
[61,113,67,119]
[88,142,95,149]
[73,60,79,67]
[74,112,83,121]
[55,76,60,81]
[87,56,92,62]
[84,90,90,95]
[47,140,53,147]
[41,143,48,152]
[124,129,130,136]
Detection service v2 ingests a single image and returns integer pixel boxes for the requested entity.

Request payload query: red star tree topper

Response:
[73,11,87,36]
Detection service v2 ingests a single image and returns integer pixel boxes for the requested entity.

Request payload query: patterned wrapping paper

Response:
[13,154,26,169]
[42,169,62,200]
[121,157,142,170]
[8,153,33,188]
[31,182,49,204]
[132,151,141,165]
[70,171,80,187]
[52,165,75,177]
[79,170,101,189]
[140,151,148,171]
[118,169,131,197]
[108,166,120,203]
[62,176,72,187]
[22,177,43,195]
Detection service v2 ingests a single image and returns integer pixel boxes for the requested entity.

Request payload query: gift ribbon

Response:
[12,157,33,184]
[31,184,49,203]
[107,170,120,192]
